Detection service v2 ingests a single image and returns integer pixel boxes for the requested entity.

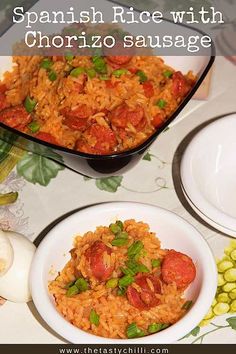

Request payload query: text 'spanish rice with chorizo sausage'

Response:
[0,27,196,154]
[49,219,196,339]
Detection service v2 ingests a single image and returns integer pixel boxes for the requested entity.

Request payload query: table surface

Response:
[0,56,236,344]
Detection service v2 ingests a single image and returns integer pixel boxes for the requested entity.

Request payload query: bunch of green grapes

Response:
[200,240,236,326]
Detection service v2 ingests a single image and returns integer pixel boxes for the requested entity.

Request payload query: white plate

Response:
[181,113,236,237]
[30,202,217,344]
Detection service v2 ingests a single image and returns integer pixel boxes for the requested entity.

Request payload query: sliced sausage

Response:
[0,105,31,129]
[110,104,144,130]
[127,274,162,310]
[105,41,133,66]
[81,124,117,154]
[151,113,165,129]
[142,81,154,98]
[35,132,58,145]
[172,71,191,98]
[161,250,196,289]
[85,240,114,281]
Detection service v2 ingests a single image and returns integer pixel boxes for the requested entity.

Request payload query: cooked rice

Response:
[49,220,188,339]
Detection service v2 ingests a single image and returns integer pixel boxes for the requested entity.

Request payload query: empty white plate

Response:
[181,113,236,237]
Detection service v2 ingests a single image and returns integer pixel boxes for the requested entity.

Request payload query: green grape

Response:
[213,303,230,315]
[222,282,236,292]
[217,261,234,273]
[230,300,236,312]
[204,307,214,320]
[230,250,236,261]
[212,299,217,307]
[218,274,226,286]
[229,289,236,300]
[217,292,230,303]
[224,268,236,282]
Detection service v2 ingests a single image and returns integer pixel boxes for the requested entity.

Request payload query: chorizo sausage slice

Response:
[85,240,114,281]
[0,105,31,129]
[161,250,196,289]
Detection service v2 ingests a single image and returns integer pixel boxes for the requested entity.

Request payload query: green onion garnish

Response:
[127,241,144,258]
[86,68,96,79]
[148,323,169,334]
[111,238,129,247]
[112,69,128,78]
[100,75,110,81]
[106,278,119,289]
[28,121,40,133]
[119,275,134,287]
[70,67,85,77]
[74,277,89,292]
[123,260,149,276]
[66,285,79,297]
[163,70,173,78]
[65,54,74,62]
[92,56,107,74]
[136,70,148,83]
[64,280,76,289]
[126,323,146,339]
[40,58,53,70]
[48,70,57,81]
[117,287,126,296]
[109,221,123,235]
[182,300,193,310]
[89,309,100,326]
[24,96,37,113]
[151,259,161,268]
[156,99,167,109]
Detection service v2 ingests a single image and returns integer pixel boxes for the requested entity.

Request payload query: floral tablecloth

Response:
[0,56,236,344]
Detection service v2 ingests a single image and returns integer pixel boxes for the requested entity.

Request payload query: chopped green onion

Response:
[48,70,57,81]
[28,121,40,133]
[65,54,74,62]
[156,99,167,109]
[66,285,79,297]
[126,323,145,339]
[119,275,134,287]
[136,70,148,83]
[118,231,128,239]
[151,259,161,268]
[160,323,169,330]
[92,56,107,74]
[120,267,136,276]
[136,263,149,273]
[64,280,75,289]
[148,323,163,334]
[127,241,144,258]
[100,75,109,81]
[70,67,85,77]
[117,287,126,296]
[112,69,128,78]
[106,278,119,289]
[182,300,193,310]
[86,68,96,79]
[111,238,129,247]
[163,70,173,78]
[74,277,89,292]
[40,58,53,70]
[89,309,100,326]
[116,220,124,231]
[24,96,37,113]
[109,222,122,235]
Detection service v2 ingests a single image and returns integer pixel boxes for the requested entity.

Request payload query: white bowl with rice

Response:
[30,202,217,344]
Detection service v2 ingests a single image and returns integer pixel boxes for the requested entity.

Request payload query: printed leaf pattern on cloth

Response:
[17,152,64,186]
[95,176,123,193]
[227,317,236,330]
